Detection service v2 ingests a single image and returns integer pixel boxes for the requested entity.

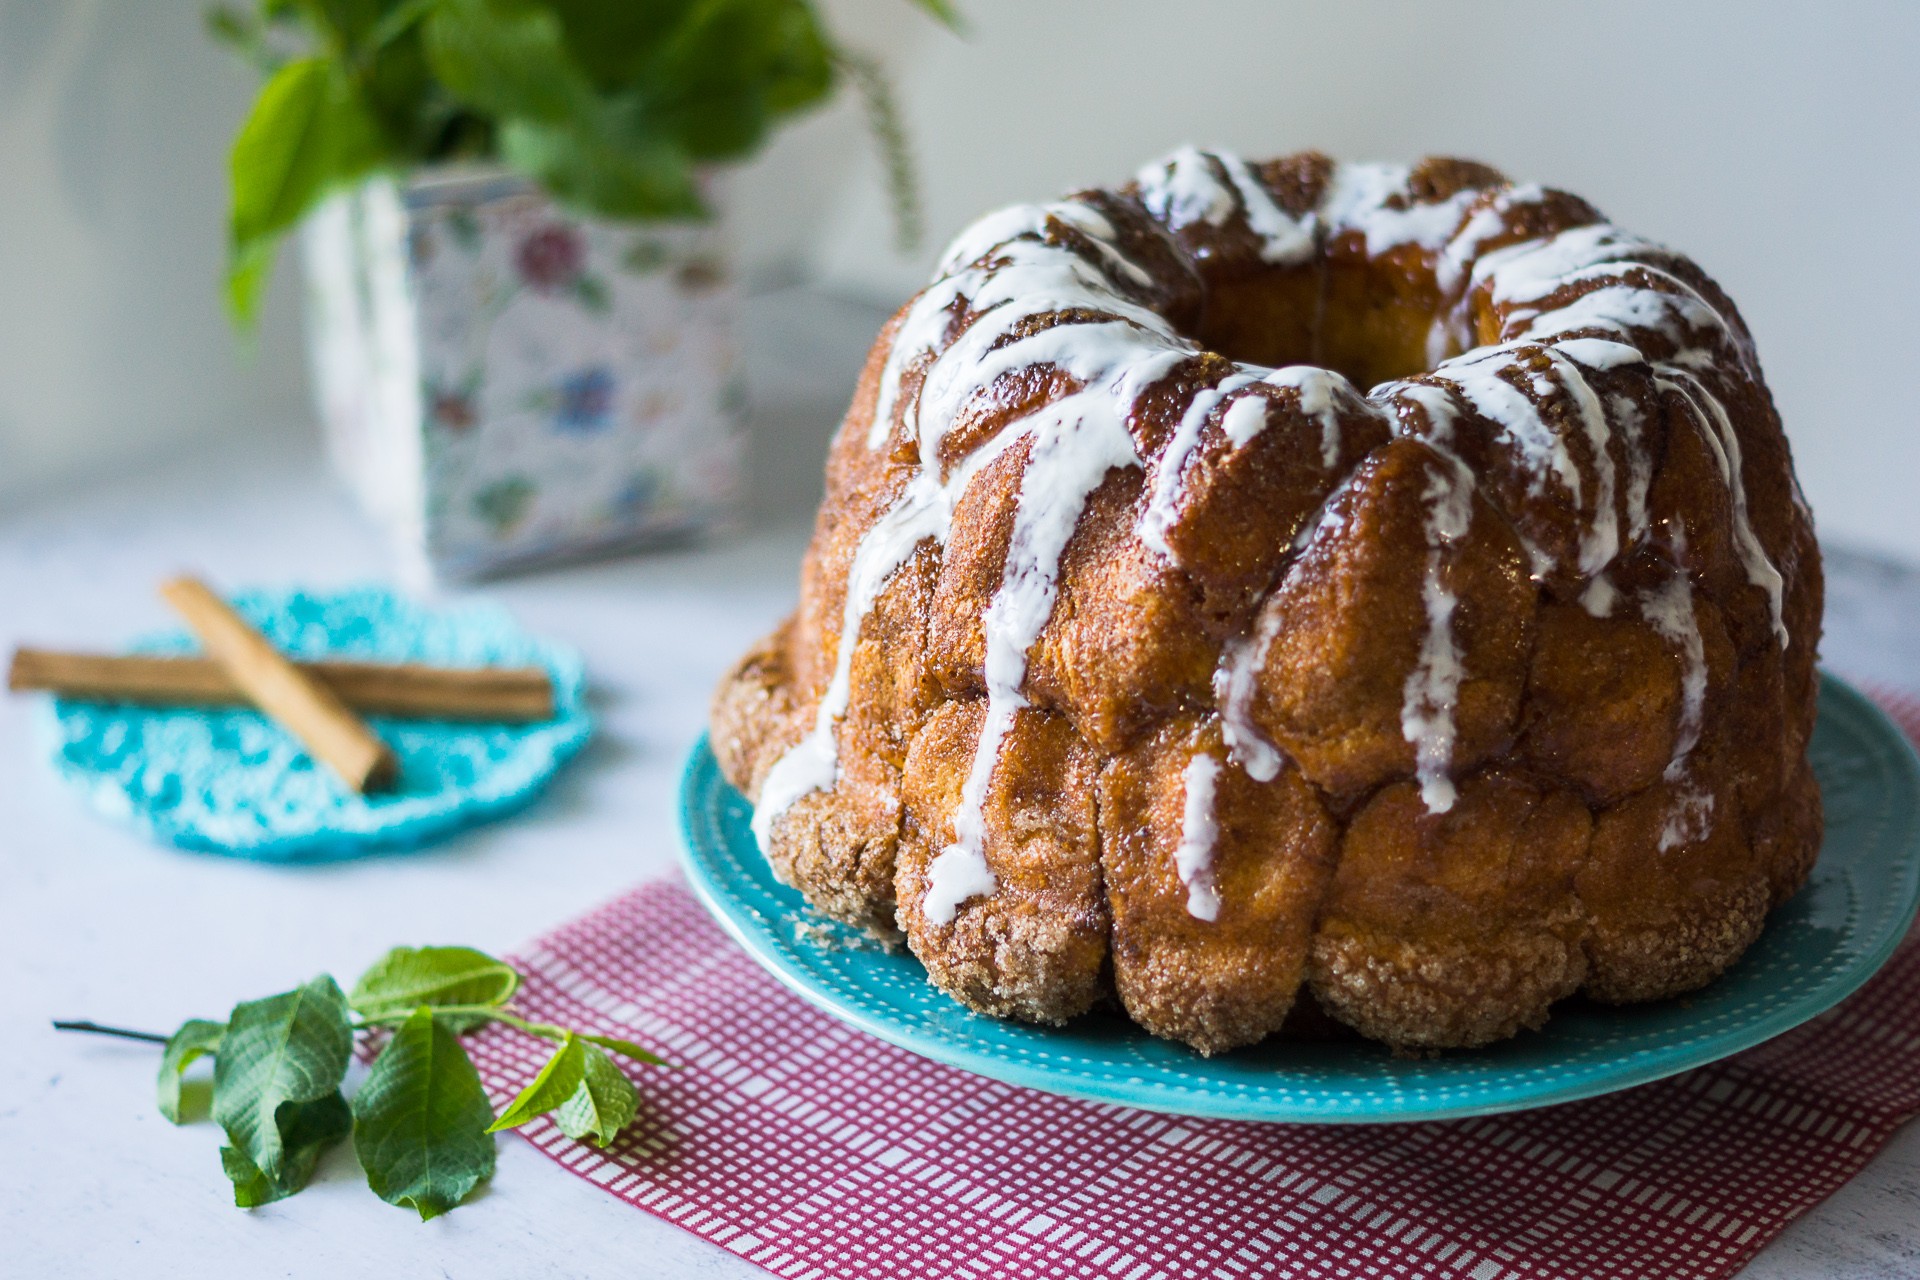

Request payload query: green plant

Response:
[208,0,959,324]
[60,945,671,1217]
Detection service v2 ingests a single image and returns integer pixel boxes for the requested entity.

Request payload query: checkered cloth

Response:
[463,693,1920,1280]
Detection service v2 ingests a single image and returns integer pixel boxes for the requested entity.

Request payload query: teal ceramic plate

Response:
[678,673,1920,1122]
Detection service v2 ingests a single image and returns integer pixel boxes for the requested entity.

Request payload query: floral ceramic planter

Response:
[302,167,744,582]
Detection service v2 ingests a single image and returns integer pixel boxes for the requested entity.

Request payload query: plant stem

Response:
[831,47,923,253]
[492,1010,570,1040]
[352,1005,570,1041]
[52,1020,170,1045]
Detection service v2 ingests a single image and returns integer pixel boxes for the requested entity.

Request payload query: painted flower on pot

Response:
[553,366,616,434]
[473,474,537,535]
[613,468,665,518]
[516,223,583,289]
[409,224,436,269]
[425,379,479,432]
[516,222,611,313]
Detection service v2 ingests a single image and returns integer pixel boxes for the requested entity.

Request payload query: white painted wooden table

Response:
[1,289,1915,1278]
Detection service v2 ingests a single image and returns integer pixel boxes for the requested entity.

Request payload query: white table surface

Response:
[2,288,1917,1279]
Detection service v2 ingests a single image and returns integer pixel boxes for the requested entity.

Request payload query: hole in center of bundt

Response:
[1191,260,1448,389]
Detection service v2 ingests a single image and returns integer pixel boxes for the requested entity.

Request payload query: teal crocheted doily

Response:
[44,587,591,860]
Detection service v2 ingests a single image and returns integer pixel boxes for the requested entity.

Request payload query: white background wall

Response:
[4,0,1917,561]
[0,0,308,500]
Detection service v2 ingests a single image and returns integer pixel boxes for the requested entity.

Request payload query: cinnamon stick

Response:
[158,577,399,793]
[8,649,554,722]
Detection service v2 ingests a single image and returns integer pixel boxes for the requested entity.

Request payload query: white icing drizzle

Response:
[1640,565,1708,780]
[1659,784,1716,852]
[759,146,1797,925]
[1580,575,1618,617]
[1426,186,1553,367]
[1424,315,1457,371]
[1137,146,1318,265]
[1136,145,1239,232]
[1207,456,1366,788]
[1514,259,1728,325]
[1481,226,1746,369]
[1434,345,1583,504]
[1213,603,1289,783]
[1137,373,1259,561]
[1433,183,1548,296]
[1519,284,1726,352]
[1540,345,1620,576]
[1220,394,1269,447]
[1298,478,1354,549]
[1319,163,1479,256]
[750,488,937,853]
[763,213,1188,883]
[935,200,1153,290]
[1609,393,1653,542]
[1137,366,1361,569]
[1472,224,1650,300]
[1424,339,1637,590]
[868,210,1163,451]
[1654,370,1790,648]
[1263,366,1351,469]
[1215,153,1316,265]
[1173,752,1223,921]
[912,307,1171,458]
[1639,521,1718,860]
[751,428,1027,854]
[924,338,1189,925]
[1399,447,1476,814]
[1387,381,1461,447]
[1484,238,1741,386]
[1478,224,1784,645]
[1557,336,1657,561]
[1553,336,1645,371]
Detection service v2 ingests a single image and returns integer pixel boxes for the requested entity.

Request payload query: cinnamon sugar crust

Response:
[710,148,1823,1053]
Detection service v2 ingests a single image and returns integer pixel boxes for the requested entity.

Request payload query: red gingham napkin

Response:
[463,691,1920,1280]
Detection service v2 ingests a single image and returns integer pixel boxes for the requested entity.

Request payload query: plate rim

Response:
[677,672,1920,1123]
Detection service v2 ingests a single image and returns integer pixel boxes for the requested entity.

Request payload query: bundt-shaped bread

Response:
[712,148,1824,1054]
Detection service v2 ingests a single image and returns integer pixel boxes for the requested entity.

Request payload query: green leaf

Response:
[206,6,286,72]
[359,20,479,162]
[352,1008,497,1219]
[499,117,703,221]
[368,0,440,50]
[423,0,596,125]
[908,0,964,31]
[226,55,384,324]
[484,1033,643,1148]
[157,1019,225,1125]
[211,975,354,1200]
[212,0,953,246]
[541,0,689,89]
[219,1091,353,1208]
[349,945,519,1030]
[635,0,815,157]
[286,0,389,46]
[205,5,255,49]
[486,1032,586,1132]
[224,238,279,327]
[579,1033,670,1067]
[554,1043,637,1148]
[220,1144,277,1208]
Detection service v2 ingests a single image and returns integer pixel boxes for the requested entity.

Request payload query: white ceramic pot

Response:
[301,166,744,583]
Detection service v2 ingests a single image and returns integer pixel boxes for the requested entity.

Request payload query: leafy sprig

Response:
[207,0,960,324]
[87,944,670,1218]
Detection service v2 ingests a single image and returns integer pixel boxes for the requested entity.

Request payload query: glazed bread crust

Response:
[712,149,1823,1054]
